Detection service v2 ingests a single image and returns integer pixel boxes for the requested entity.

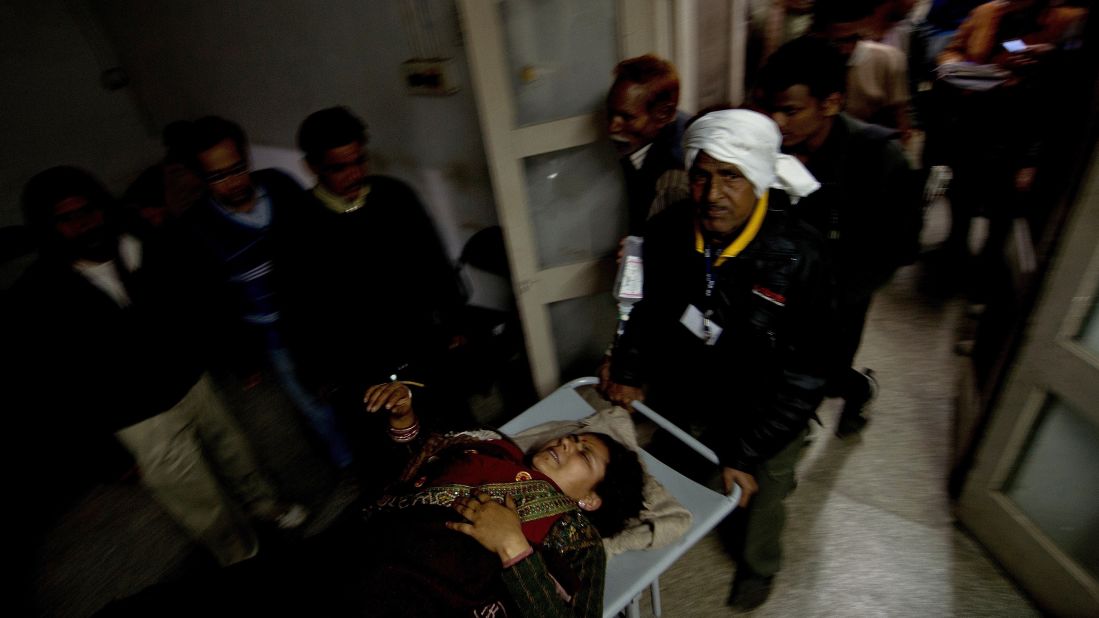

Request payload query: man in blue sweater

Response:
[182,116,355,471]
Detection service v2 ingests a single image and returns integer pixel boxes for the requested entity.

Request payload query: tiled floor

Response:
[633,203,1038,616]
[24,202,1038,617]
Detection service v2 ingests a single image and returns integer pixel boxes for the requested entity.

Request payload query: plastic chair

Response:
[500,377,741,618]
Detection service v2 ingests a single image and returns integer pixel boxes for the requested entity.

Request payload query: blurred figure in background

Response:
[180,116,356,471]
[909,0,988,118]
[921,0,989,54]
[753,37,920,436]
[929,0,1087,299]
[121,120,206,245]
[606,54,690,235]
[10,166,304,568]
[872,0,921,56]
[813,0,912,139]
[747,0,818,86]
[937,0,1085,65]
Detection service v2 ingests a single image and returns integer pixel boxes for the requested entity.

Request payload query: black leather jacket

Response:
[795,114,918,306]
[610,194,834,471]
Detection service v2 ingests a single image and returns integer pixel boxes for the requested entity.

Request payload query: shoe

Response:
[251,500,310,531]
[965,303,987,319]
[861,368,879,401]
[836,368,877,438]
[836,413,869,438]
[953,339,975,357]
[727,570,774,612]
[274,504,310,530]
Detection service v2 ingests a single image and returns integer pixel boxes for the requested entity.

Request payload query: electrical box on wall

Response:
[402,58,459,96]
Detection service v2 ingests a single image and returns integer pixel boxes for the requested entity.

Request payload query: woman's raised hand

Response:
[363,382,415,423]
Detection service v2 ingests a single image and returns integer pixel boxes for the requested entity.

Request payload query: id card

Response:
[680,304,723,345]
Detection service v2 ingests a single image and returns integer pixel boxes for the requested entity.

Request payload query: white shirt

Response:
[846,40,909,126]
[73,235,142,307]
[629,143,653,170]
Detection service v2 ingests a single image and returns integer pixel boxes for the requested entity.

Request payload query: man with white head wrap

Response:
[600,109,834,611]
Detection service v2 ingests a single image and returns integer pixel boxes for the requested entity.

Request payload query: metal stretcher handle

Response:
[628,396,742,507]
[629,400,721,466]
[561,376,722,466]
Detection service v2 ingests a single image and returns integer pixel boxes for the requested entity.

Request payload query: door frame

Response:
[957,145,1099,614]
[458,0,670,396]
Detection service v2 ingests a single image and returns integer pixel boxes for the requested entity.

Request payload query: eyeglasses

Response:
[203,161,249,184]
[320,154,368,175]
[53,202,102,223]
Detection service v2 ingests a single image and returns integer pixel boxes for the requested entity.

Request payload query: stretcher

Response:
[501,377,741,618]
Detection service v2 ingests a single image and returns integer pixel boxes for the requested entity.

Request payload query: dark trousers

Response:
[646,422,807,578]
[824,296,873,407]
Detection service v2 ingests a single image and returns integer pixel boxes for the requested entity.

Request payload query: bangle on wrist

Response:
[388,419,421,443]
[501,545,534,568]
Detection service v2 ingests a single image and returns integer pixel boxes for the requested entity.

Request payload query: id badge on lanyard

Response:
[680,245,723,345]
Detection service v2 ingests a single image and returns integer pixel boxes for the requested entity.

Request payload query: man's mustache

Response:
[226,185,256,206]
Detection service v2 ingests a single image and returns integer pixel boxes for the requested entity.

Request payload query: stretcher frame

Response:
[501,377,741,618]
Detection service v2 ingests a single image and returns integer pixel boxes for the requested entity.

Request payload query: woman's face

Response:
[530,433,610,504]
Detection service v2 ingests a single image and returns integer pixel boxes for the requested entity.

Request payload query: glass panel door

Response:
[1004,397,1099,578]
[524,142,627,269]
[957,147,1099,615]
[500,0,618,127]
[459,0,662,395]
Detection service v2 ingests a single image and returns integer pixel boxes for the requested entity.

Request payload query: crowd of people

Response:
[7,0,1090,616]
[599,0,1087,612]
[8,102,646,617]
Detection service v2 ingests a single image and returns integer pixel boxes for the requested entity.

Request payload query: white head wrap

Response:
[683,109,820,199]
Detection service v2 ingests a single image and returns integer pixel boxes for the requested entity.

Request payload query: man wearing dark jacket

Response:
[292,107,468,443]
[600,109,833,610]
[754,36,919,436]
[606,54,691,234]
[181,116,355,470]
[11,167,302,568]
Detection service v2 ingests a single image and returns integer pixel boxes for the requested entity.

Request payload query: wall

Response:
[696,0,731,109]
[87,0,497,258]
[0,0,160,229]
[1,0,496,264]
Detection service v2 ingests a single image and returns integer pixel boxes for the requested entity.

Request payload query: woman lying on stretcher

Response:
[98,383,644,618]
[357,381,645,617]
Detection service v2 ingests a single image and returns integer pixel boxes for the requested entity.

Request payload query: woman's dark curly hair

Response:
[584,432,645,538]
